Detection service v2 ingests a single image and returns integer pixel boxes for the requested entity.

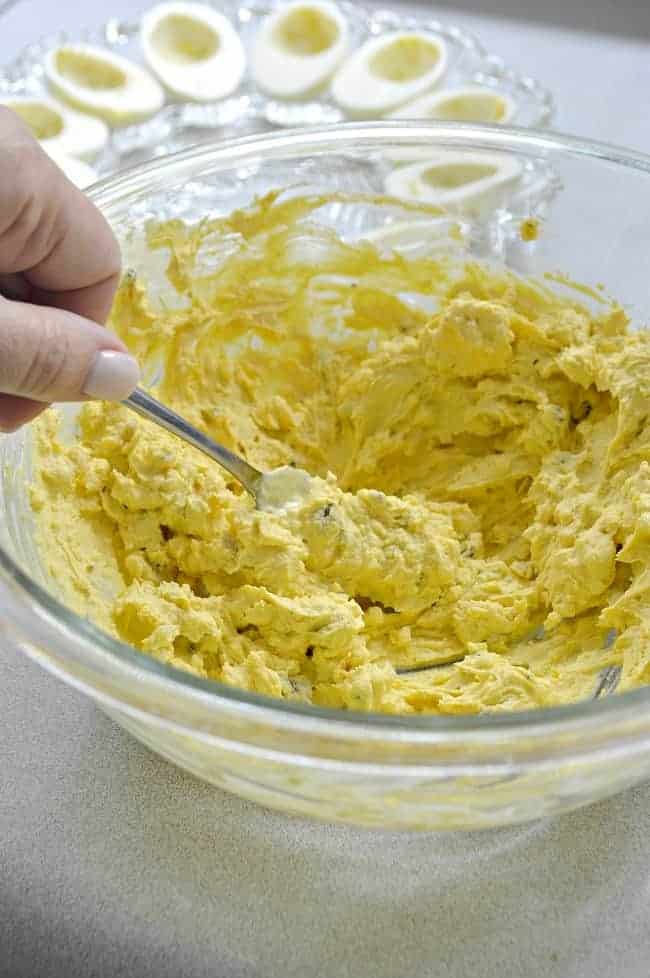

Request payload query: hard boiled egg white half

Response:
[0,94,109,161]
[44,43,165,126]
[141,2,246,102]
[252,0,349,100]
[364,217,468,260]
[390,86,516,124]
[385,151,522,216]
[331,30,448,118]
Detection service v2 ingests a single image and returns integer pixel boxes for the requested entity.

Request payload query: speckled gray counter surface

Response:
[2,2,650,976]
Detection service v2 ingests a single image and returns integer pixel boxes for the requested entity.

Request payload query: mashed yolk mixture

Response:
[31,193,650,714]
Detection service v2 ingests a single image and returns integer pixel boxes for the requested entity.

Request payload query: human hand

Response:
[0,107,139,432]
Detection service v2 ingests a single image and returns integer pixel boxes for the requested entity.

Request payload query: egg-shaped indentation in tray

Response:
[0,1,555,179]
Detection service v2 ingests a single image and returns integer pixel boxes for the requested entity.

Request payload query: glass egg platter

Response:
[0,0,555,178]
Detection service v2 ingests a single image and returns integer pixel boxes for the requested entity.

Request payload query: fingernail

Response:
[83,350,140,401]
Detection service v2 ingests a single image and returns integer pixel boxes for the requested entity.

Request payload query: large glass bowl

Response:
[3,122,650,831]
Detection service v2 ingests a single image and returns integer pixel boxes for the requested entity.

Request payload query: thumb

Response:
[0,296,140,406]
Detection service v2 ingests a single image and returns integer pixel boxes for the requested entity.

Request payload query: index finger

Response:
[0,106,121,324]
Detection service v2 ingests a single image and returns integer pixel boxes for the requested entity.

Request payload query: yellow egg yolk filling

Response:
[31,192,650,714]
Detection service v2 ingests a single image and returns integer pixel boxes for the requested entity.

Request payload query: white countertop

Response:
[2,2,650,976]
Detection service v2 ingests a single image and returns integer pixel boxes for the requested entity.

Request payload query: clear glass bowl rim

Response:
[5,119,650,745]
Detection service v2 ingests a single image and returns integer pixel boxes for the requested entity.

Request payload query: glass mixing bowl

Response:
[3,122,650,831]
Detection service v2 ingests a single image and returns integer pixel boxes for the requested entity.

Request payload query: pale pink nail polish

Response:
[83,350,140,401]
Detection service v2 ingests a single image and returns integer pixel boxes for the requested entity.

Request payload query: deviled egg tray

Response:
[0,0,554,184]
